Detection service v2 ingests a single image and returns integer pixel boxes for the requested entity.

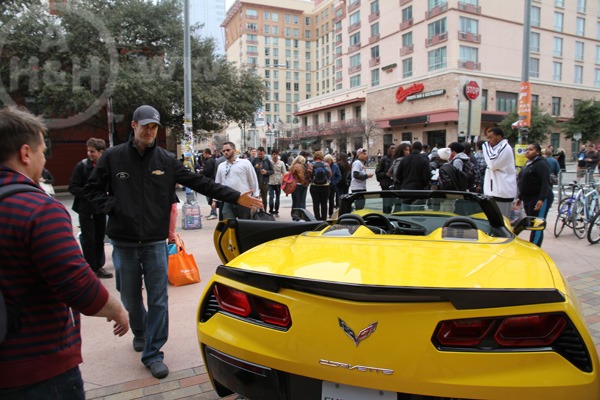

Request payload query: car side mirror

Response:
[513,216,545,235]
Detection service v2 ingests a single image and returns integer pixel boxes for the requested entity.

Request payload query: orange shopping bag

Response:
[167,234,200,286]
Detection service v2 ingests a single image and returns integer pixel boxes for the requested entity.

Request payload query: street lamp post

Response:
[265,129,274,153]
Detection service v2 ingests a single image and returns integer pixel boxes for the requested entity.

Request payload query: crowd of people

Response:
[1,102,599,397]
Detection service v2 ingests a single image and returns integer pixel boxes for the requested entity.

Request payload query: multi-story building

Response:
[191,0,227,54]
[223,0,600,158]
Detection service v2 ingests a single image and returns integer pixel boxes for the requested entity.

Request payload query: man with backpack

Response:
[0,106,129,398]
[447,142,479,192]
[307,150,332,221]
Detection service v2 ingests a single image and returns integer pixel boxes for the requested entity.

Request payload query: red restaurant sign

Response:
[395,83,424,103]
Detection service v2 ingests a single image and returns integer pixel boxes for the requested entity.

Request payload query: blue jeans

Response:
[0,367,84,400]
[112,240,169,366]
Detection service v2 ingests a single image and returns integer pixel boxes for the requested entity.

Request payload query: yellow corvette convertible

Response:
[197,190,599,400]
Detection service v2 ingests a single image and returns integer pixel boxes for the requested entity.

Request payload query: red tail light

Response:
[213,283,292,329]
[436,319,496,346]
[434,313,568,349]
[494,314,567,347]
[214,283,251,317]
[253,297,291,327]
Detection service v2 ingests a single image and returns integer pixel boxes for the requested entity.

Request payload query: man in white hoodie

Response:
[482,127,517,219]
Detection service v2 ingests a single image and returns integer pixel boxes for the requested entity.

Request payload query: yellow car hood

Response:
[227,233,559,291]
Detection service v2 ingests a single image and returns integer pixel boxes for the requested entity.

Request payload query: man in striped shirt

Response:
[0,107,129,399]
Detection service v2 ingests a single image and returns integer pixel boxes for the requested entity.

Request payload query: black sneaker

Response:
[133,336,146,352]
[95,268,113,279]
[147,360,169,379]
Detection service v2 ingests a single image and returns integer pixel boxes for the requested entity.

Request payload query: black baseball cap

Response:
[133,105,161,126]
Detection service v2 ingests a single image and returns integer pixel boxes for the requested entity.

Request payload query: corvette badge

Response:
[338,318,378,347]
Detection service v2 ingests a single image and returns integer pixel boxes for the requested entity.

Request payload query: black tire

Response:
[587,212,600,244]
[553,198,571,237]
[572,200,588,239]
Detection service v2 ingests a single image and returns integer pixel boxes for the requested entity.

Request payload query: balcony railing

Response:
[458,1,481,15]
[348,43,361,53]
[426,3,448,19]
[425,32,448,47]
[369,11,380,22]
[458,60,481,70]
[458,31,480,43]
[348,22,361,33]
[400,18,413,31]
[400,44,414,56]
[369,34,380,44]
[369,57,380,67]
[348,64,361,74]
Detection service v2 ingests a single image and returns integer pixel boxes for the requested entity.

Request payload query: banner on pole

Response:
[518,82,531,128]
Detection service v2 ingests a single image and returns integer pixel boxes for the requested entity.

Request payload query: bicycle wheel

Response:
[554,198,572,237]
[571,199,588,239]
[588,212,600,244]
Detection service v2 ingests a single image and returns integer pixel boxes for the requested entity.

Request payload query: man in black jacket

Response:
[201,148,218,219]
[84,105,262,380]
[394,141,431,190]
[375,145,395,213]
[68,138,112,278]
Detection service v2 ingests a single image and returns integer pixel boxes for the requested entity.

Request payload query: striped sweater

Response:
[0,168,109,388]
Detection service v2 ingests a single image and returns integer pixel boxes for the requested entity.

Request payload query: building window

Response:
[530,32,540,52]
[596,45,600,63]
[403,57,413,78]
[246,9,257,18]
[428,47,447,71]
[531,94,539,108]
[350,11,360,25]
[349,32,361,46]
[371,45,380,59]
[578,0,586,12]
[576,17,585,36]
[246,23,257,31]
[371,22,379,37]
[428,0,447,10]
[530,57,539,78]
[350,75,361,88]
[553,61,562,81]
[350,53,361,67]
[402,32,413,47]
[575,41,584,61]
[496,91,517,112]
[552,97,561,115]
[460,16,478,34]
[555,0,564,6]
[531,6,541,27]
[402,6,412,22]
[553,37,563,57]
[574,65,583,84]
[264,11,270,19]
[371,0,380,13]
[428,17,447,38]
[554,12,563,32]
[595,69,600,87]
[459,45,478,63]
[371,69,380,86]
[272,12,279,22]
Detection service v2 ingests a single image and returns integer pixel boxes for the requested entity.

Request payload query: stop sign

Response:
[464,81,480,101]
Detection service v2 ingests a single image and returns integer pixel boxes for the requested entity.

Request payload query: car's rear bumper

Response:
[203,345,600,400]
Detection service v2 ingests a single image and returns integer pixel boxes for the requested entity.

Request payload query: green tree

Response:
[0,0,264,137]
[498,106,556,145]
[562,99,600,144]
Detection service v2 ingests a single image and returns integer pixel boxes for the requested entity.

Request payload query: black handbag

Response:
[252,208,275,221]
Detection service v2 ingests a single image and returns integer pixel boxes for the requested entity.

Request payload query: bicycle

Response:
[554,182,581,238]
[571,182,599,239]
[588,210,600,244]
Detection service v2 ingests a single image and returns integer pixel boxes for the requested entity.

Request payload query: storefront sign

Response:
[395,83,424,103]
[406,89,445,101]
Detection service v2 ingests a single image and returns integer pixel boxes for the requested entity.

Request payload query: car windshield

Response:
[334,191,511,239]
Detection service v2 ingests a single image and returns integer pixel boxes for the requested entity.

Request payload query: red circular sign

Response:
[464,81,480,101]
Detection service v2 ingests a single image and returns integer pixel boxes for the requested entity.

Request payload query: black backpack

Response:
[0,184,45,342]
[311,161,329,185]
